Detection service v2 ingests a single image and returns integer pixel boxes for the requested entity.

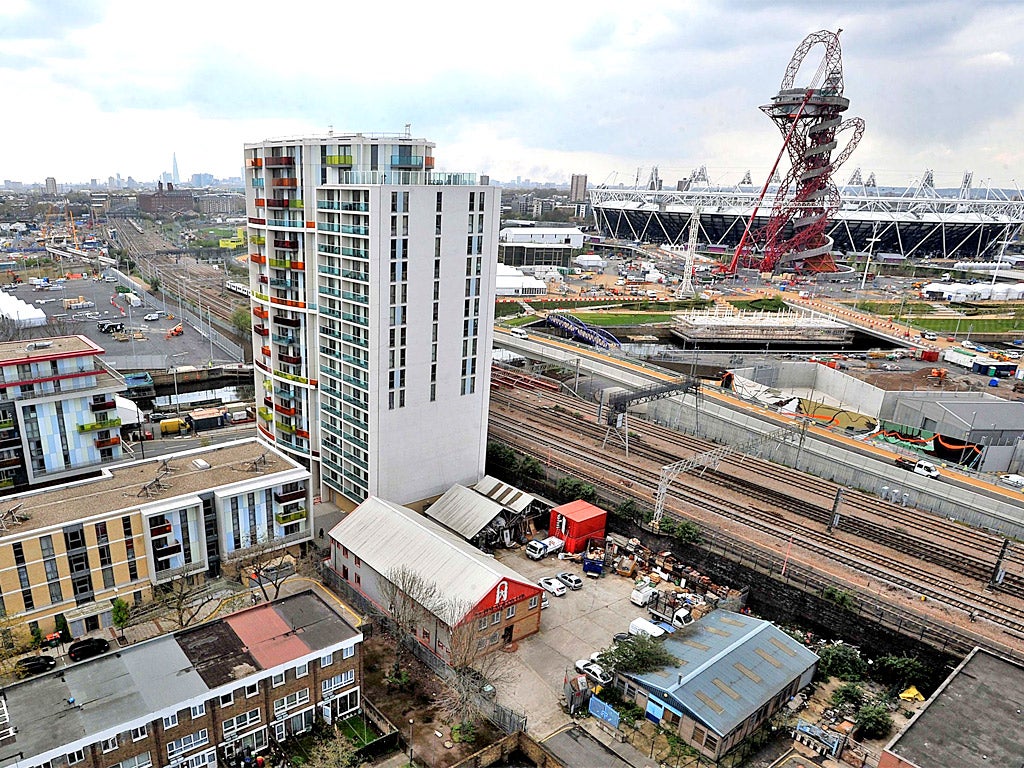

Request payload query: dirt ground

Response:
[361,631,501,767]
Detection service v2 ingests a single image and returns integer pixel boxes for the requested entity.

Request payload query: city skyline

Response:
[2,1,1024,190]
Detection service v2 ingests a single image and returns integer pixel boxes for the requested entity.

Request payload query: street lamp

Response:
[408,719,414,764]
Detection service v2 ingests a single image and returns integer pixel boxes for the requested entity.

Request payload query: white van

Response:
[628,617,666,639]
[510,328,528,339]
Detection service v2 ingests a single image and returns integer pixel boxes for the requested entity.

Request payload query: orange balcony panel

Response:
[306,221,315,228]
[272,178,298,188]
[246,158,263,168]
[250,253,267,264]
[274,403,296,417]
[424,156,435,169]
[254,198,266,207]
[95,436,121,449]
[295,428,310,440]
[261,345,271,357]
[252,306,269,319]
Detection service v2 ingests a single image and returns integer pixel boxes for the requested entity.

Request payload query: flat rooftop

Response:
[0,439,305,535]
[0,334,102,363]
[1,590,361,767]
[884,649,1024,768]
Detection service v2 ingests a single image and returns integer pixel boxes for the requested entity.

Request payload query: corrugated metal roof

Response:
[628,611,818,736]
[425,484,505,538]
[474,475,534,514]
[329,496,538,624]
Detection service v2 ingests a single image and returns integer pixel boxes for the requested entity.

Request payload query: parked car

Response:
[14,655,57,678]
[541,594,550,609]
[68,637,110,662]
[574,659,612,687]
[556,572,583,590]
[538,577,567,597]
[143,313,160,321]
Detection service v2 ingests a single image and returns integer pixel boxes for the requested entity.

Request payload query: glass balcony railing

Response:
[342,269,369,281]
[390,154,424,168]
[275,507,307,525]
[275,420,297,434]
[325,155,353,166]
[78,417,122,432]
[258,407,274,421]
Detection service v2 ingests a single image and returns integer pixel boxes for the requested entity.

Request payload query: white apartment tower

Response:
[244,133,498,507]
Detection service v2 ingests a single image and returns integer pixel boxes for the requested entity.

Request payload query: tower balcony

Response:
[264,156,295,167]
[390,155,424,168]
[274,239,299,250]
[0,418,14,430]
[248,217,266,225]
[272,315,301,328]
[275,420,297,434]
[424,156,435,169]
[252,306,269,320]
[268,258,304,270]
[245,158,263,168]
[250,253,267,264]
[253,324,269,337]
[325,155,353,166]
[266,199,289,209]
[274,487,306,503]
[89,398,116,412]
[254,198,266,207]
[275,507,307,525]
[258,406,274,422]
[279,353,302,366]
[261,345,271,357]
[95,435,121,449]
[272,178,298,188]
[78,417,122,433]
[274,403,296,417]
[270,278,295,289]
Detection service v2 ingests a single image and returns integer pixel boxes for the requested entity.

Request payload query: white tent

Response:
[0,292,46,327]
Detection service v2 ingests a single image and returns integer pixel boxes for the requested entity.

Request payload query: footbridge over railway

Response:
[493,327,1024,539]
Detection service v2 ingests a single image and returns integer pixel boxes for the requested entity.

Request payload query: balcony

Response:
[78,417,122,433]
[275,420,297,434]
[0,418,13,430]
[263,396,273,408]
[272,178,298,188]
[258,406,274,422]
[274,388,295,401]
[149,520,173,536]
[275,507,307,525]
[274,239,299,250]
[253,306,269,319]
[342,224,369,236]
[253,324,270,337]
[289,199,304,209]
[342,269,370,281]
[89,399,116,412]
[261,345,271,357]
[264,156,295,167]
[254,198,266,207]
[154,541,183,560]
[270,278,294,289]
[250,253,267,264]
[272,315,301,328]
[279,353,302,366]
[341,312,368,326]
[245,158,263,168]
[390,154,424,168]
[248,217,266,225]
[266,198,289,209]
[95,435,121,449]
[251,178,265,188]
[424,156,435,169]
[325,155,353,166]
[0,457,21,468]
[269,258,304,270]
[274,403,296,417]
[272,333,297,345]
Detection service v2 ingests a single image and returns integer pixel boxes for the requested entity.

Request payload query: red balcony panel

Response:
[272,178,298,188]
[250,254,267,265]
[264,156,294,167]
[279,353,302,365]
[149,522,173,536]
[266,199,289,209]
[258,275,269,284]
[261,345,271,357]
[424,156,435,169]
[248,217,266,225]
[89,399,116,412]
[274,487,306,503]
[246,158,263,168]
[274,403,296,417]
[253,324,269,337]
[274,240,299,250]
[254,198,266,207]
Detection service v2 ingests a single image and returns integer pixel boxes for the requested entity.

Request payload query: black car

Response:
[14,655,57,678]
[67,637,110,662]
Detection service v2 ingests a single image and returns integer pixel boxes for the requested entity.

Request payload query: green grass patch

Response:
[569,312,676,326]
[729,297,788,312]
[914,317,1024,333]
[336,715,377,748]
[855,301,936,316]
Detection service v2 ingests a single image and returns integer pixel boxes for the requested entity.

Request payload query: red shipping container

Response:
[549,500,607,554]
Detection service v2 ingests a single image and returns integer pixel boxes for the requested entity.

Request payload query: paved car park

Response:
[493,546,642,738]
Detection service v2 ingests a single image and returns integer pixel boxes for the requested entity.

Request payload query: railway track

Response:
[488,394,1024,643]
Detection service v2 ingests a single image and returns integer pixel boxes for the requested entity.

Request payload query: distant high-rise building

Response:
[191,172,215,187]
[570,174,588,202]
[244,132,498,508]
[172,152,180,185]
[44,177,57,196]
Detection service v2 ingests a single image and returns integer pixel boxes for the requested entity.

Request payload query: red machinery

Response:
[727,30,865,275]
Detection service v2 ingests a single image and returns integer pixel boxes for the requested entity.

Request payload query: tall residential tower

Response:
[243,133,498,508]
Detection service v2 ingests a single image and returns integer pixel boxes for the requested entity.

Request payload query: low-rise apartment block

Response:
[0,590,362,768]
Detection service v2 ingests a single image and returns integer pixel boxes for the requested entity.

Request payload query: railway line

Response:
[488,387,1024,653]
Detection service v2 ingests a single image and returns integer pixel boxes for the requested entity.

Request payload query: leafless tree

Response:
[434,598,515,726]
[301,724,362,768]
[158,570,219,628]
[378,565,443,675]
[225,536,296,602]
[0,611,31,677]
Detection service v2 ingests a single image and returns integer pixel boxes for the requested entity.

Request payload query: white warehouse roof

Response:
[328,496,537,624]
[425,483,505,539]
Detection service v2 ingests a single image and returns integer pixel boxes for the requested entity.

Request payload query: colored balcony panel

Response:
[78,417,122,433]
[253,324,269,337]
[0,457,21,468]
[245,158,263,168]
[266,199,289,209]
[274,487,307,503]
[253,306,269,319]
[390,154,424,168]
[279,353,302,365]
[274,239,299,250]
[254,198,266,207]
[258,406,274,421]
[274,403,297,417]
[272,178,298,188]
[424,156,435,169]
[272,333,297,345]
[251,236,266,244]
[275,420,297,434]
[261,346,271,357]
[264,156,295,166]
[89,399,116,412]
[275,507,307,525]
[248,217,266,225]
[95,436,121,449]
[250,253,267,264]
[0,418,14,430]
[325,155,353,166]
[272,315,301,328]
[289,200,304,209]
[270,278,294,288]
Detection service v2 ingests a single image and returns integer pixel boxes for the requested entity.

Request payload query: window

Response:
[101,737,119,753]
[342,645,354,660]
[117,752,152,768]
[704,733,719,752]
[506,605,516,619]
[245,682,259,698]
[421,628,430,642]
[163,713,179,729]
[166,729,209,760]
[190,702,206,719]
[272,672,286,687]
[273,688,310,717]
[477,617,487,630]
[222,709,261,740]
[529,596,539,610]
[321,652,333,668]
[67,750,85,765]
[321,669,355,695]
[353,555,361,567]
[131,725,148,741]
[491,611,501,625]
[220,692,234,708]
[295,662,309,678]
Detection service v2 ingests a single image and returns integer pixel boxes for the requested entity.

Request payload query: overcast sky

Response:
[3,0,1023,190]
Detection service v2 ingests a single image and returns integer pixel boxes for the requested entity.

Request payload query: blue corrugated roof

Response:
[627,611,818,736]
